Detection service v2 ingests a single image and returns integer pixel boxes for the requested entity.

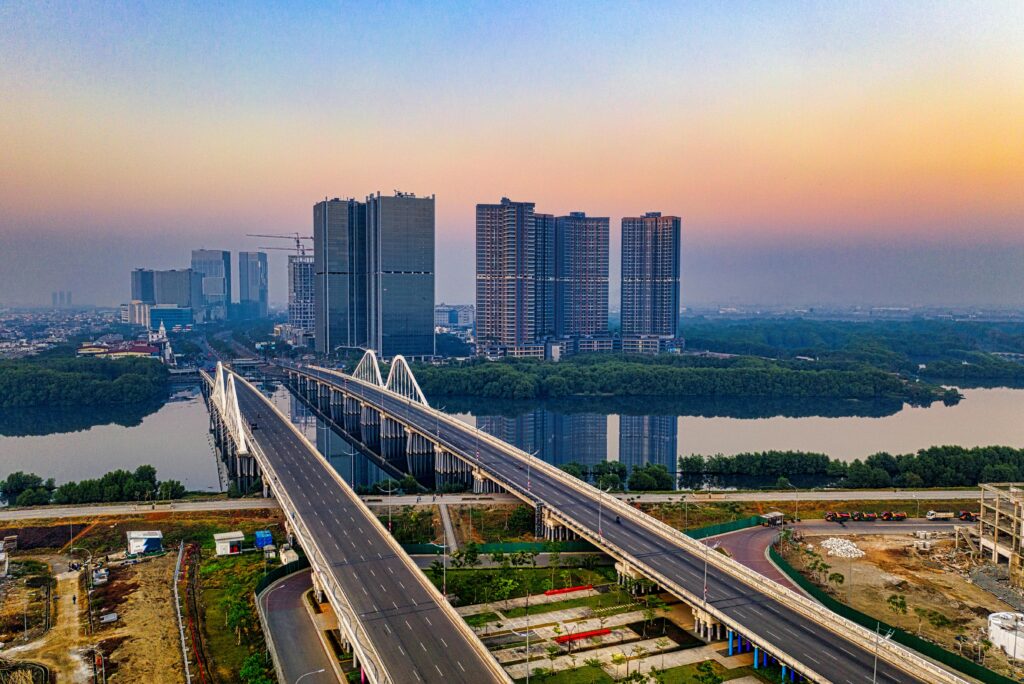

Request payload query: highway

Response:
[299,365,934,684]
[257,569,337,684]
[232,378,506,684]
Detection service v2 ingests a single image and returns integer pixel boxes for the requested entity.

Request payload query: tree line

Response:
[412,355,955,405]
[679,446,1024,489]
[0,465,186,507]
[0,356,169,408]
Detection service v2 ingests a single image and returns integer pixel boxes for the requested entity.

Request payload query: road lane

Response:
[298,365,938,684]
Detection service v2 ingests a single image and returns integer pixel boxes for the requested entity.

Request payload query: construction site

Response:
[0,507,284,683]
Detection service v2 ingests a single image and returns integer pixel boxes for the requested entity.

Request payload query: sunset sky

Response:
[2,1,1022,308]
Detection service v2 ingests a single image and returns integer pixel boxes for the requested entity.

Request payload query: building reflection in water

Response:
[478,410,680,488]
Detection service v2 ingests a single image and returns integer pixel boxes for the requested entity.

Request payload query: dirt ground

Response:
[794,533,1017,675]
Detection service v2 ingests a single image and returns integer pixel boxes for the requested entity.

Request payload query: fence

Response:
[769,546,1015,684]
[684,515,763,540]
[400,540,598,555]
[254,556,311,596]
[172,542,193,684]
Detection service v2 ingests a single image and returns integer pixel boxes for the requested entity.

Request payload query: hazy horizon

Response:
[2,2,1022,309]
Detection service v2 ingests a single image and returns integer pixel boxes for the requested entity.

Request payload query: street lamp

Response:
[597,485,613,538]
[872,622,894,683]
[427,539,450,597]
[295,668,326,683]
[703,541,720,606]
[507,591,533,684]
[380,480,397,533]
[786,482,799,526]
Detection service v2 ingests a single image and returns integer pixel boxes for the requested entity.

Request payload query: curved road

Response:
[258,569,337,684]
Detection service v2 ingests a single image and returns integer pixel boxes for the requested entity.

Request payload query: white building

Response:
[126,530,163,555]
[214,531,245,556]
[989,612,1024,660]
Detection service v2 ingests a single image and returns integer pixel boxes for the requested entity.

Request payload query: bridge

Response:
[201,363,511,684]
[207,354,971,684]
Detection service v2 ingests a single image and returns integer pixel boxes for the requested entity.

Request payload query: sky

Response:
[1,1,1022,309]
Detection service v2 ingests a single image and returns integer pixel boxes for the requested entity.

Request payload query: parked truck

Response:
[958,510,980,522]
[926,510,955,521]
[824,511,851,523]
[879,511,908,521]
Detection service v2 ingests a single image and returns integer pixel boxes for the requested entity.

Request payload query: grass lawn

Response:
[515,664,614,683]
[430,566,616,605]
[501,588,635,619]
[200,551,271,681]
[659,661,771,683]
[465,611,501,627]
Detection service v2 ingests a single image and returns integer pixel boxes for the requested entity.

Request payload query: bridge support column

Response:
[753,646,759,669]
[727,629,734,655]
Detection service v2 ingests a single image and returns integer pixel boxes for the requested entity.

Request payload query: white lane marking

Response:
[457,662,465,672]
[440,637,448,648]
[434,664,442,675]
[406,620,413,630]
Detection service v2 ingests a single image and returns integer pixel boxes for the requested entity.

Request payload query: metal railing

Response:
[172,541,193,684]
[212,369,510,684]
[299,363,970,684]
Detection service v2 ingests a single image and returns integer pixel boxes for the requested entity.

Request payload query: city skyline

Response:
[1,2,1023,309]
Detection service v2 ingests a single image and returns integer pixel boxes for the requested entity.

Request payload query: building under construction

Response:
[979,483,1024,586]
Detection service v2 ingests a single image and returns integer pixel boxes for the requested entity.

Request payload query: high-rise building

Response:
[476,198,539,350]
[314,192,434,358]
[621,212,681,338]
[238,251,269,319]
[131,269,156,304]
[288,254,315,335]
[191,249,232,321]
[314,198,368,354]
[555,212,609,337]
[365,192,435,358]
[152,269,195,308]
[533,212,557,340]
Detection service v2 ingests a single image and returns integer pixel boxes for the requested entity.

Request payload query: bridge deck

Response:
[297,364,934,684]
[232,379,505,683]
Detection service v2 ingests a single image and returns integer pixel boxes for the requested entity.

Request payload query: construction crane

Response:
[246,232,312,256]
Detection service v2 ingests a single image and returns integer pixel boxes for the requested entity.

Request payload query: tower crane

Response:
[246,232,313,256]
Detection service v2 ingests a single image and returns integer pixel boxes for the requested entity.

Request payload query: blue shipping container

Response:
[254,530,272,549]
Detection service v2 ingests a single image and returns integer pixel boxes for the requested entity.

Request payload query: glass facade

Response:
[238,251,269,319]
[190,249,232,321]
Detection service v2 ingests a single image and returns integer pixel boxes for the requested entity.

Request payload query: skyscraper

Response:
[555,212,609,337]
[191,249,232,321]
[152,269,195,308]
[238,251,269,319]
[366,192,435,358]
[288,254,315,336]
[314,192,434,358]
[131,269,155,304]
[475,198,539,351]
[621,212,681,338]
[314,198,367,354]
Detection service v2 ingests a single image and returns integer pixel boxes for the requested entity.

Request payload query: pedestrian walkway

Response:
[437,503,460,553]
[456,587,601,617]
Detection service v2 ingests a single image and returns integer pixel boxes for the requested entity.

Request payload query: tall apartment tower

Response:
[555,212,609,336]
[288,254,315,334]
[238,251,269,319]
[314,193,434,358]
[476,198,539,350]
[620,212,681,337]
[191,249,232,321]
[131,269,156,304]
[366,192,435,358]
[619,415,678,472]
[314,198,367,354]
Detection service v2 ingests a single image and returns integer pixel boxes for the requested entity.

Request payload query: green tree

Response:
[695,660,724,684]
[887,593,907,619]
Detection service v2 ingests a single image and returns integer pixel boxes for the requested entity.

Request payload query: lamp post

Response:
[295,668,326,683]
[427,539,449,597]
[508,590,533,684]
[786,482,799,526]
[380,480,396,533]
[703,542,720,606]
[597,485,612,538]
[872,622,894,683]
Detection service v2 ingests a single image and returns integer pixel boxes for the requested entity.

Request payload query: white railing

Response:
[219,369,510,684]
[172,541,193,684]
[300,363,969,684]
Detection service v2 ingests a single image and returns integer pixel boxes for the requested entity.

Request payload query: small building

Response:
[0,551,8,578]
[3,535,18,551]
[126,530,163,555]
[254,530,273,549]
[280,548,300,565]
[989,612,1024,661]
[262,544,277,561]
[760,512,785,527]
[214,531,245,556]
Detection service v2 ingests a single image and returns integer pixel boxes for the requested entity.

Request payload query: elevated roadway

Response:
[207,368,509,684]
[292,362,967,684]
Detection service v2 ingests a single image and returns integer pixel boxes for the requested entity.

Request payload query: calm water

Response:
[1,385,1022,492]
[0,385,221,491]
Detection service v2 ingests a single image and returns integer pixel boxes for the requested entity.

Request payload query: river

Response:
[1,385,1022,492]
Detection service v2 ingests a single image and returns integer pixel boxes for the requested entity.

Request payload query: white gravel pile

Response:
[819,537,866,559]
